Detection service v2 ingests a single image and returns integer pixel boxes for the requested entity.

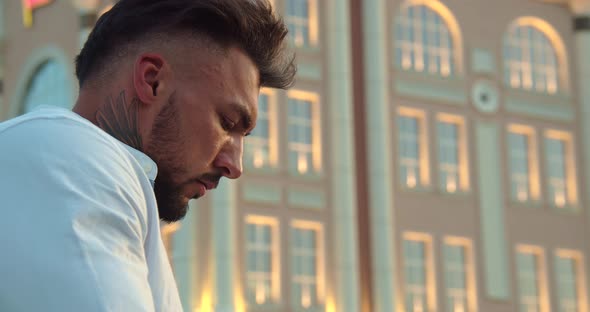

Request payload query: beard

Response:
[146,94,190,223]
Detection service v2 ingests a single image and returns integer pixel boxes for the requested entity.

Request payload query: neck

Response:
[74,88,145,152]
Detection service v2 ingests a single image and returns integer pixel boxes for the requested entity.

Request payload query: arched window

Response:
[22,60,72,113]
[395,3,461,77]
[504,20,564,94]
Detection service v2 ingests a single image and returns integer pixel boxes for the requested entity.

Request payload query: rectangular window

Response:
[508,125,540,202]
[403,233,435,312]
[443,237,476,312]
[517,245,549,312]
[290,220,324,309]
[545,130,577,208]
[245,216,280,305]
[288,91,321,175]
[398,108,429,188]
[437,114,469,193]
[245,91,277,169]
[555,250,587,312]
[285,0,318,47]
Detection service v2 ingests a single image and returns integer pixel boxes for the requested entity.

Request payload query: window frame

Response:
[244,215,282,306]
[289,220,325,310]
[245,89,279,170]
[286,90,322,175]
[397,107,430,189]
[507,124,541,203]
[435,113,469,193]
[516,244,550,312]
[543,130,578,209]
[402,232,437,312]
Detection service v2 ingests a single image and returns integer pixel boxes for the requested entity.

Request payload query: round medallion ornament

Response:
[471,80,499,114]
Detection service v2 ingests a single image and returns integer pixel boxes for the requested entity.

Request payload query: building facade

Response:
[1,0,590,312]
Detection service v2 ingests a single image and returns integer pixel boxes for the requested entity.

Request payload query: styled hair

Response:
[75,0,296,89]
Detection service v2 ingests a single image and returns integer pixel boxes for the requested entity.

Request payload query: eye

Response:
[220,116,237,131]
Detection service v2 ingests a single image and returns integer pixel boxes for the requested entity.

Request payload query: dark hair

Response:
[75,0,296,89]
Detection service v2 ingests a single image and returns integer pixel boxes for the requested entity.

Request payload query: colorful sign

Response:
[22,0,54,28]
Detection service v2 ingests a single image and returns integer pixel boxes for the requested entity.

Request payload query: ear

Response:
[132,53,170,106]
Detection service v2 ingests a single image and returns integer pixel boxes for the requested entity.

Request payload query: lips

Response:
[198,179,218,191]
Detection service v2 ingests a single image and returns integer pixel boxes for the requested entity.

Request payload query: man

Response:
[0,0,295,311]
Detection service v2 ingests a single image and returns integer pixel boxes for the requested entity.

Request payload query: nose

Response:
[213,136,243,179]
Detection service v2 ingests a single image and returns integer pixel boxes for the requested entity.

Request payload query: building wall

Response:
[0,1,588,312]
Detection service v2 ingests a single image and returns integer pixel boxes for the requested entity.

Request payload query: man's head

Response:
[73,0,296,222]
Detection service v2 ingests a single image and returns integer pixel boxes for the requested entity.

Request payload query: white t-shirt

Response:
[0,107,183,311]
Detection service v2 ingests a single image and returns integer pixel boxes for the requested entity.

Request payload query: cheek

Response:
[184,119,225,168]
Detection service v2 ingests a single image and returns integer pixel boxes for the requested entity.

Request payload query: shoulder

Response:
[0,107,152,234]
[0,107,140,175]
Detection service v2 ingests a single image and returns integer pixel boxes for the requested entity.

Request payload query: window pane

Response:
[398,115,422,188]
[556,255,580,312]
[545,137,568,207]
[286,0,313,47]
[395,5,455,76]
[288,96,319,174]
[291,226,320,309]
[444,244,468,312]
[246,222,274,305]
[517,251,541,312]
[504,25,559,93]
[404,239,428,312]
[438,120,460,192]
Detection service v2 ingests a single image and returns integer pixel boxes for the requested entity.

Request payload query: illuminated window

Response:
[160,222,180,272]
[443,237,476,312]
[245,216,280,306]
[555,250,587,312]
[287,91,321,175]
[398,108,429,188]
[504,23,559,94]
[285,0,318,47]
[290,221,324,310]
[395,4,455,76]
[544,131,577,208]
[23,60,72,113]
[245,91,277,169]
[508,125,540,203]
[517,246,549,312]
[437,114,468,193]
[403,233,435,312]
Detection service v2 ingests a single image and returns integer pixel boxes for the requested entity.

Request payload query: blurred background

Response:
[2,0,589,311]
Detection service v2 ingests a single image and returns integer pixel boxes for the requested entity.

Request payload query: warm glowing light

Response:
[555,190,566,207]
[407,170,417,188]
[295,31,304,47]
[197,289,213,312]
[302,285,311,308]
[522,69,533,90]
[511,71,521,88]
[415,50,425,72]
[298,153,309,174]
[516,185,529,202]
[253,149,264,168]
[256,281,266,304]
[446,175,457,193]
[402,51,412,69]
[454,300,465,312]
[325,296,336,312]
[413,296,424,312]
[517,187,528,202]
[547,75,557,94]
[441,51,451,77]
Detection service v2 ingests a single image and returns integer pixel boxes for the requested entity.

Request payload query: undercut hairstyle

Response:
[75,0,296,89]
